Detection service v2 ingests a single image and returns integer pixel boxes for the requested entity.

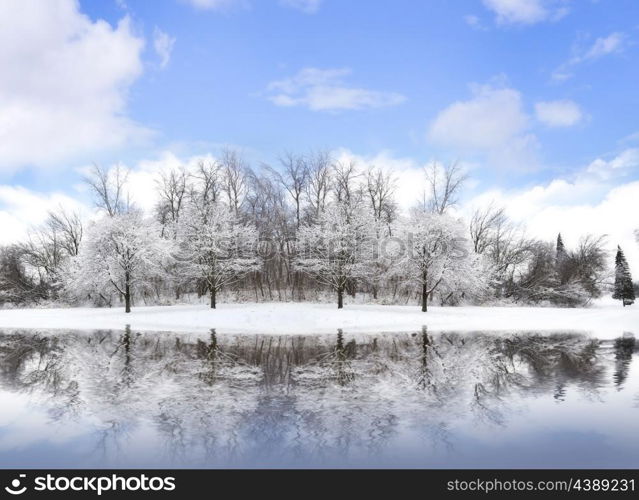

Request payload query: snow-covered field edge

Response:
[0,300,637,339]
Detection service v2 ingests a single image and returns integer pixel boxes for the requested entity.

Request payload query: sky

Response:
[0,0,638,271]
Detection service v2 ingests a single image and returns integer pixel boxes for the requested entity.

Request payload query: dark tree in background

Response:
[613,246,635,306]
[555,233,569,285]
[556,233,566,263]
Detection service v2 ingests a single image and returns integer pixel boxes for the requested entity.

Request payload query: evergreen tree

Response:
[613,246,635,307]
[556,233,566,263]
[555,232,569,286]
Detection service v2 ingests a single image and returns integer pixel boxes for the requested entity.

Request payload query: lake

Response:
[0,327,637,468]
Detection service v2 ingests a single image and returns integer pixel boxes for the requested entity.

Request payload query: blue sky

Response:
[4,0,639,181]
[0,0,638,268]
[85,0,639,176]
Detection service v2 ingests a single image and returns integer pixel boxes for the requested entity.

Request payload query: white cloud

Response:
[182,0,247,10]
[553,32,626,81]
[583,32,625,60]
[75,152,219,215]
[265,68,406,112]
[279,0,322,13]
[125,152,212,213]
[535,100,583,127]
[332,149,484,217]
[332,149,428,213]
[1,149,451,245]
[333,147,639,278]
[466,148,639,276]
[0,186,88,245]
[427,83,538,170]
[153,27,176,69]
[3,146,639,280]
[0,0,149,170]
[0,152,221,244]
[428,84,527,149]
[585,148,639,180]
[471,182,639,277]
[482,0,569,25]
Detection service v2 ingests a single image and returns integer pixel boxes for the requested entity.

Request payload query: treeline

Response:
[0,150,633,311]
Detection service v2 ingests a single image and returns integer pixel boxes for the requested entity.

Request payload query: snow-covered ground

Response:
[0,301,637,338]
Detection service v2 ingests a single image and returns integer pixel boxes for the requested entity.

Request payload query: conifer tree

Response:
[555,233,569,285]
[556,233,566,263]
[613,246,635,307]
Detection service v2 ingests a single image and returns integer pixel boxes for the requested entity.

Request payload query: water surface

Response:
[0,327,636,468]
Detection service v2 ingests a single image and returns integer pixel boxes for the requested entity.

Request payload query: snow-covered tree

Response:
[364,167,397,299]
[394,209,483,312]
[15,208,84,300]
[68,210,172,312]
[295,201,375,308]
[177,200,259,308]
[0,246,41,304]
[555,232,571,286]
[567,235,609,300]
[556,233,566,264]
[613,246,635,307]
[155,167,189,239]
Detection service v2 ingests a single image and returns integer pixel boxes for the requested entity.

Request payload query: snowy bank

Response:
[0,302,637,338]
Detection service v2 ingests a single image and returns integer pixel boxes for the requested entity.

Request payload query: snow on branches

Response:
[67,210,173,312]
[177,199,259,308]
[295,201,376,308]
[3,155,622,311]
[393,209,485,312]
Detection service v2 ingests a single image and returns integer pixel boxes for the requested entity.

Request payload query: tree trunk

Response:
[421,283,428,312]
[124,272,131,314]
[337,286,344,309]
[210,286,217,309]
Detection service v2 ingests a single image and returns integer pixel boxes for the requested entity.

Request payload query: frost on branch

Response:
[66,210,173,312]
[393,209,486,312]
[295,200,376,309]
[177,199,259,309]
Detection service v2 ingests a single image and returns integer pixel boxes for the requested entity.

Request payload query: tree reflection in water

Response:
[0,328,634,467]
